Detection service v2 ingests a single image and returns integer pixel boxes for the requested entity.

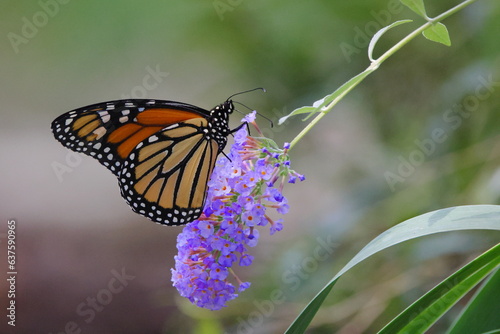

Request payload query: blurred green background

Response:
[1,0,499,333]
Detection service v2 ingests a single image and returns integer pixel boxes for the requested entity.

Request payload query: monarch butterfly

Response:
[51,95,249,226]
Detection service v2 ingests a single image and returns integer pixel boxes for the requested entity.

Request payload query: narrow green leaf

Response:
[284,205,500,334]
[368,20,413,61]
[378,243,500,334]
[278,107,317,125]
[447,268,500,334]
[400,0,428,18]
[285,280,337,334]
[278,70,372,125]
[423,22,451,46]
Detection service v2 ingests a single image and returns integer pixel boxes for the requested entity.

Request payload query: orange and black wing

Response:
[51,98,236,225]
[118,118,220,225]
[51,99,210,176]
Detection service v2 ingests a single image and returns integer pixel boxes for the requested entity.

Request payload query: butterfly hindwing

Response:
[118,118,219,225]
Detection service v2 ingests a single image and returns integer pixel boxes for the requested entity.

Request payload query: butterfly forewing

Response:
[51,99,207,175]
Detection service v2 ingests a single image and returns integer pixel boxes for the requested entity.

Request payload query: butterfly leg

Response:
[229,122,247,135]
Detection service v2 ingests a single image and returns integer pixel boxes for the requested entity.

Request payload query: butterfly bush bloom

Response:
[171,111,304,310]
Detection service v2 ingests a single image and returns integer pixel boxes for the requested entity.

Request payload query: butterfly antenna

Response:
[227,87,266,101]
[233,101,253,112]
[229,88,273,128]
[233,101,274,128]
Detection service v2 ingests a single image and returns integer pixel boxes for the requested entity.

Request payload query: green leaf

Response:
[447,268,500,334]
[284,205,500,334]
[285,281,337,334]
[278,70,372,125]
[368,20,413,61]
[378,244,500,334]
[400,0,428,18]
[278,106,317,125]
[423,22,451,46]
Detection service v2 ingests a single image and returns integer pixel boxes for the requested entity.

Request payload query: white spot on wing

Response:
[164,123,180,131]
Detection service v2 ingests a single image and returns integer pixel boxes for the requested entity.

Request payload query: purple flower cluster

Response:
[171,112,304,310]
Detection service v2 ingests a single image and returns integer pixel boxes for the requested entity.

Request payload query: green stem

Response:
[288,0,479,150]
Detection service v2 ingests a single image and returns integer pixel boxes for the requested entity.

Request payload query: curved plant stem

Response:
[288,0,479,150]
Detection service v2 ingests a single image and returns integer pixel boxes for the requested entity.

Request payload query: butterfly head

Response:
[210,100,234,127]
[212,99,234,114]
